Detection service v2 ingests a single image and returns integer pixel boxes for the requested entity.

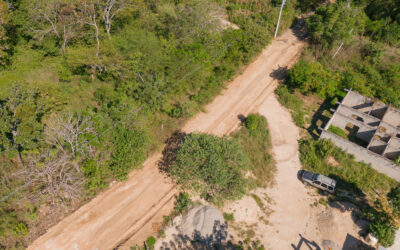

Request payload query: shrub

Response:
[109,126,149,180]
[169,133,249,205]
[287,61,340,99]
[173,192,192,215]
[369,221,396,247]
[223,213,234,222]
[146,236,156,249]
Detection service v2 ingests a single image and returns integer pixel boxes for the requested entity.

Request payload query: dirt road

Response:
[255,96,362,249]
[28,29,305,250]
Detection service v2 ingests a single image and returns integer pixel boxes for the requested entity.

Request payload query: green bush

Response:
[109,126,149,180]
[169,133,249,205]
[287,61,340,99]
[369,221,396,247]
[306,2,368,48]
[173,193,193,215]
[223,213,234,222]
[146,236,156,249]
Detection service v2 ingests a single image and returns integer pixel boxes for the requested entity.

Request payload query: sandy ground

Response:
[29,28,307,250]
[223,95,365,249]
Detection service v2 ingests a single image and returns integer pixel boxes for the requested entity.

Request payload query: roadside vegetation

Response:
[0,0,300,247]
[165,114,274,206]
[276,0,400,247]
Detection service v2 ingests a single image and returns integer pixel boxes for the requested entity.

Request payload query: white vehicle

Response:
[301,171,336,194]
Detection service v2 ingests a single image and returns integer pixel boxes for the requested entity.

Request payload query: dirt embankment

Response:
[29,29,305,250]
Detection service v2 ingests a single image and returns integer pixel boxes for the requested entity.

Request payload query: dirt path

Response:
[28,29,305,250]
[257,96,361,249]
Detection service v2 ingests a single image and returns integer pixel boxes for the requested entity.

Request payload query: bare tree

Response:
[28,0,80,53]
[22,151,83,206]
[101,0,130,38]
[76,0,101,58]
[45,112,96,158]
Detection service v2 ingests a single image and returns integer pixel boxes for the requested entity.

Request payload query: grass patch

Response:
[251,194,264,210]
[232,114,275,188]
[223,213,234,222]
[276,85,306,128]
[300,139,397,196]
[328,125,347,139]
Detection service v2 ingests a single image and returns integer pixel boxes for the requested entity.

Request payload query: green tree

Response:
[306,2,367,48]
[287,60,340,98]
[109,126,148,180]
[169,133,249,205]
[0,83,50,154]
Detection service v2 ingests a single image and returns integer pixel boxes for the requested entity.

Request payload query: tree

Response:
[0,84,49,155]
[24,0,82,53]
[0,0,11,65]
[168,133,249,205]
[101,0,134,38]
[22,150,83,206]
[306,2,368,48]
[44,112,97,158]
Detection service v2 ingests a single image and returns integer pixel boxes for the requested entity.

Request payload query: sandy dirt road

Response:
[255,96,362,249]
[28,29,305,250]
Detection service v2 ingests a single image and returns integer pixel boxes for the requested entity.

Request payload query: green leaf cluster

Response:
[169,133,249,205]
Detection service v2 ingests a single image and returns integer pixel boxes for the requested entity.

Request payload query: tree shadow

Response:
[158,131,188,174]
[159,220,242,250]
[270,66,289,81]
[290,16,309,41]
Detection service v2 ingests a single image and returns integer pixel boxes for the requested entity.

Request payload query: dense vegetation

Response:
[300,139,397,195]
[169,133,250,205]
[167,114,274,206]
[0,0,300,247]
[287,1,400,106]
[280,1,400,246]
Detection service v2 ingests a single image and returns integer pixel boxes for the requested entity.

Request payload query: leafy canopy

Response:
[169,133,249,205]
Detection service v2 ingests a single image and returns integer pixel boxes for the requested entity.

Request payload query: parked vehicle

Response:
[301,171,336,194]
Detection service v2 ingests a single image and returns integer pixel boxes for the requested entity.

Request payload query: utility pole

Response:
[274,0,286,38]
[332,28,353,58]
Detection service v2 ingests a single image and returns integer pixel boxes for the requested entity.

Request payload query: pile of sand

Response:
[180,205,226,242]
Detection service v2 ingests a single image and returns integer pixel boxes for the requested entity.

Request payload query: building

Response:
[320,90,400,181]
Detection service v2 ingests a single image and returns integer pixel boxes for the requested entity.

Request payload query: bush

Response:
[169,133,249,205]
[146,236,156,249]
[287,61,340,99]
[306,2,368,48]
[109,126,149,180]
[275,86,306,128]
[223,213,234,221]
[173,193,192,215]
[369,221,396,247]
